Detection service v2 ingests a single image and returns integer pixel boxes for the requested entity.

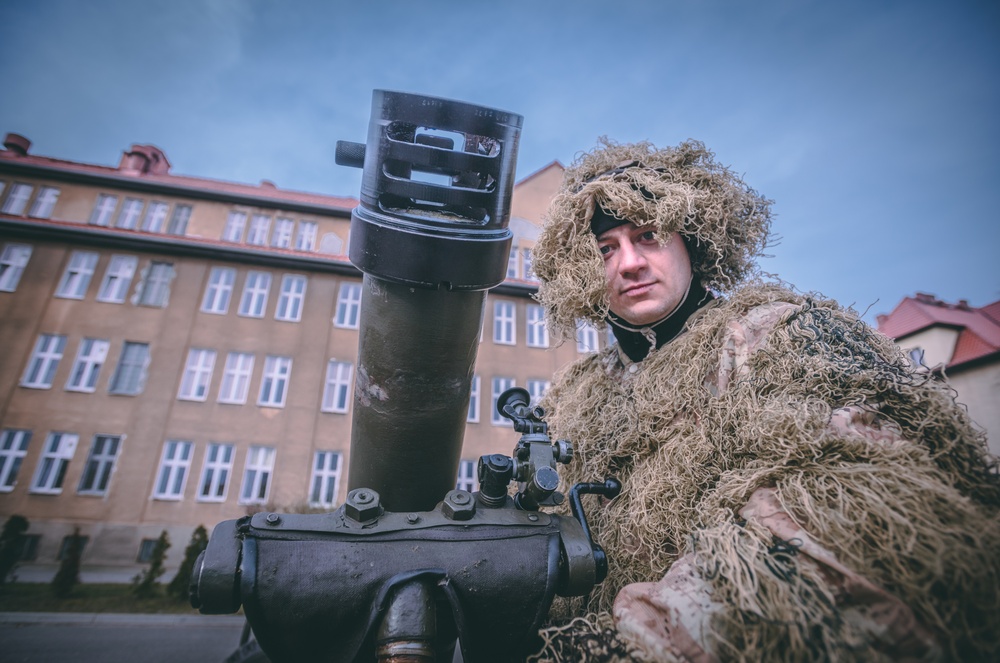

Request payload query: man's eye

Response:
[599,245,612,255]
[640,231,656,241]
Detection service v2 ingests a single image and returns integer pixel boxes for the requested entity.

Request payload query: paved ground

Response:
[0,612,248,663]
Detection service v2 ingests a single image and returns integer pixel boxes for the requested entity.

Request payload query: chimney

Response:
[914,292,938,305]
[957,299,971,310]
[3,133,31,156]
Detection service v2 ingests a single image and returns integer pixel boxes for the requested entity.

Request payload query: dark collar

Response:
[609,278,714,362]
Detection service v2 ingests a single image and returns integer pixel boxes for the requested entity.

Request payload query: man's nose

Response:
[618,240,646,274]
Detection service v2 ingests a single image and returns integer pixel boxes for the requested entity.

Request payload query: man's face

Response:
[597,224,693,326]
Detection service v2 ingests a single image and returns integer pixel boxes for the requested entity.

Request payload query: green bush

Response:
[132,530,170,598]
[168,525,207,600]
[52,528,84,598]
[0,514,29,584]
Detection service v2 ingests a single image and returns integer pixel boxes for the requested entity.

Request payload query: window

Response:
[1,183,32,215]
[467,374,480,423]
[223,211,247,243]
[218,352,254,404]
[109,341,150,395]
[77,434,122,495]
[137,539,158,563]
[167,204,191,235]
[271,217,294,248]
[21,334,67,389]
[198,443,234,502]
[30,432,78,494]
[0,243,33,292]
[522,247,536,282]
[493,301,516,345]
[527,379,550,406]
[526,305,549,348]
[178,348,216,401]
[138,261,174,307]
[309,451,341,507]
[506,249,518,279]
[296,221,317,251]
[55,251,99,299]
[239,271,271,318]
[275,274,306,322]
[334,282,361,328]
[247,214,270,245]
[491,377,515,425]
[116,198,144,229]
[606,323,617,347]
[17,534,40,562]
[57,534,88,561]
[28,186,59,219]
[576,323,599,354]
[456,459,476,492]
[321,360,353,413]
[96,255,137,303]
[0,429,32,491]
[141,202,168,232]
[65,338,109,392]
[201,267,235,314]
[258,356,291,407]
[240,446,275,504]
[89,194,118,226]
[153,440,193,500]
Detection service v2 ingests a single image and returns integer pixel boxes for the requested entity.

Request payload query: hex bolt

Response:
[442,490,476,521]
[406,513,420,524]
[265,513,280,526]
[345,488,382,522]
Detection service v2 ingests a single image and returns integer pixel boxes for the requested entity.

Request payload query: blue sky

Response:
[1,0,997,321]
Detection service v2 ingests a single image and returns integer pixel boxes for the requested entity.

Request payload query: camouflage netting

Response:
[537,283,1000,661]
[532,138,772,338]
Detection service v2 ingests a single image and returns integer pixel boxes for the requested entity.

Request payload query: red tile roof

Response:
[877,293,1000,369]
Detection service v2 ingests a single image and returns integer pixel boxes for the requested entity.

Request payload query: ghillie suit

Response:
[529,139,1000,661]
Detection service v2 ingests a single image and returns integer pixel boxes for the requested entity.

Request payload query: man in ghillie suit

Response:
[529,138,999,662]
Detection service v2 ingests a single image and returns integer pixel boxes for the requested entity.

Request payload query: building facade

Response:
[0,133,589,578]
[877,292,1000,456]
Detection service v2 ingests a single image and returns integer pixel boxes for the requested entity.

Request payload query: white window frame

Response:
[201,266,236,314]
[116,198,144,229]
[138,261,175,307]
[2,183,33,215]
[167,204,191,235]
[491,377,515,426]
[296,221,317,251]
[527,379,550,406]
[197,443,234,502]
[321,360,353,413]
[65,338,110,393]
[271,217,294,248]
[141,201,169,232]
[21,334,67,389]
[493,300,516,345]
[258,355,291,408]
[522,247,536,282]
[223,211,247,243]
[247,214,271,246]
[456,459,477,492]
[77,434,122,496]
[467,374,480,423]
[178,348,216,401]
[239,271,271,318]
[576,323,600,354]
[526,304,549,348]
[55,251,99,299]
[218,352,255,404]
[96,255,137,303]
[239,445,275,505]
[28,186,60,219]
[334,282,361,329]
[88,194,118,226]
[506,249,518,279]
[0,243,32,292]
[153,440,193,500]
[275,274,306,322]
[0,429,33,492]
[309,451,342,507]
[109,341,150,395]
[30,432,78,494]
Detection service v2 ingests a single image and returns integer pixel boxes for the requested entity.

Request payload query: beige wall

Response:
[950,363,1000,456]
[896,327,959,368]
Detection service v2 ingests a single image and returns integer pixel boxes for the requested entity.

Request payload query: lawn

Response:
[0,582,201,614]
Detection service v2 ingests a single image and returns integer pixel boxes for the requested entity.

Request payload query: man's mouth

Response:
[621,282,656,296]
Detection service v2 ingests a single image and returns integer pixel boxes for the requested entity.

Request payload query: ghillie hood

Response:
[533,138,772,338]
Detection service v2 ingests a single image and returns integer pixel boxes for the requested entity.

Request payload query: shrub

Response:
[132,530,170,598]
[51,527,84,598]
[0,514,30,584]
[168,525,208,600]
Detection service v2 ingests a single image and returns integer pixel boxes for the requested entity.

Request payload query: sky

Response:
[1,0,997,322]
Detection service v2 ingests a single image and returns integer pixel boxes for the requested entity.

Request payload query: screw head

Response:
[406,513,420,524]
[265,513,280,525]
[345,488,381,522]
